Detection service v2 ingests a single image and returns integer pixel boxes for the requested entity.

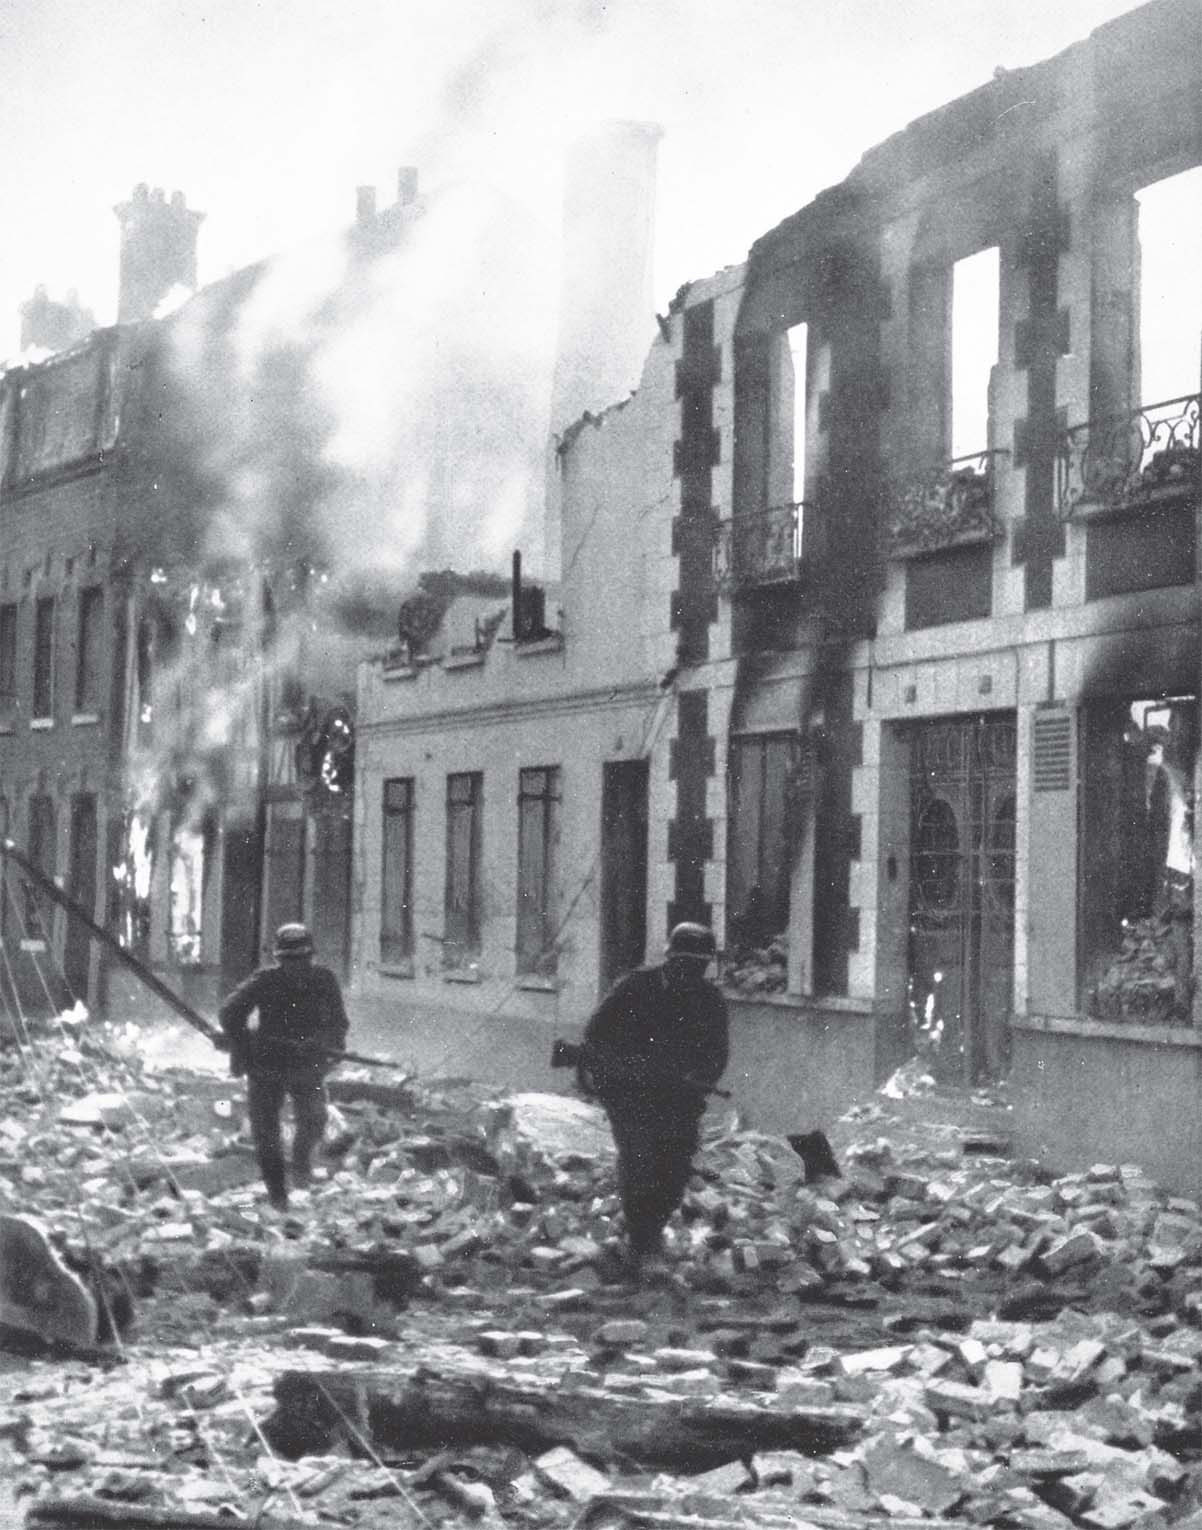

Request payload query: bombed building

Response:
[0,174,435,1015]
[353,0,1201,1193]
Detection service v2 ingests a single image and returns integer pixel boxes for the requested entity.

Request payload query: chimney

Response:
[546,120,662,576]
[19,285,94,353]
[396,167,419,207]
[356,185,378,226]
[114,183,204,322]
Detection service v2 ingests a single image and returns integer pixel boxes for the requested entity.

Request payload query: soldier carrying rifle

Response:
[574,922,729,1278]
[218,923,350,1213]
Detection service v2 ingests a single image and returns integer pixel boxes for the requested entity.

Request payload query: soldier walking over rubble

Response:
[581,922,729,1277]
[218,923,349,1212]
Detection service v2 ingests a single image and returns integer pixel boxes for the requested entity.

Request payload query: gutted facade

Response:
[354,0,1201,1190]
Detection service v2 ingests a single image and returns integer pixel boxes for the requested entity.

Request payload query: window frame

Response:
[74,584,104,716]
[32,594,56,721]
[515,766,561,976]
[380,777,415,966]
[725,730,801,951]
[444,771,483,959]
[1077,692,1197,1025]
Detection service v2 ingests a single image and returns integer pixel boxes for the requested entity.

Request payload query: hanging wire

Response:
[0,860,299,1514]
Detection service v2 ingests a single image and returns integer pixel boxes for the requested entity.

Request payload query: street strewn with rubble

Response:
[0,1016,1198,1530]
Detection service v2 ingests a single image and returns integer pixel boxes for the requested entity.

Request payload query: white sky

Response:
[0,0,1155,358]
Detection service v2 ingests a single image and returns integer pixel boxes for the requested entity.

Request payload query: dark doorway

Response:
[599,760,649,994]
[312,808,352,981]
[263,799,305,959]
[908,713,1016,1085]
[64,794,98,1000]
[220,817,263,993]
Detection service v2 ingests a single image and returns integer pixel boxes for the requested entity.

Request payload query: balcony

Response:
[1058,393,1200,522]
[886,450,1007,559]
[713,502,820,592]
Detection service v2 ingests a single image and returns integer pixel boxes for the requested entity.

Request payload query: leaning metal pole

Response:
[0,838,399,1069]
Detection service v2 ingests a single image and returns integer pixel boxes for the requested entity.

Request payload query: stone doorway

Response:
[908,713,1016,1085]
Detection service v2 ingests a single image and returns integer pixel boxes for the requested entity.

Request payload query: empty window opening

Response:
[1136,166,1202,407]
[765,322,821,564]
[113,812,154,958]
[516,767,561,976]
[33,596,55,719]
[787,323,808,505]
[1080,695,1196,1025]
[0,604,16,707]
[75,586,103,714]
[950,246,1000,460]
[380,778,415,965]
[726,732,800,966]
[170,825,205,966]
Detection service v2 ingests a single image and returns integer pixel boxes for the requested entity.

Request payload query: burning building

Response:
[0,173,431,1017]
[353,0,1201,1194]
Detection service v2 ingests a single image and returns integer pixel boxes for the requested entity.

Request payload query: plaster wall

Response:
[1011,1020,1202,1199]
[355,683,663,1028]
[724,996,879,1134]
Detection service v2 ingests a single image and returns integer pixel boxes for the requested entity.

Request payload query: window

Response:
[950,246,1000,459]
[767,323,809,509]
[0,604,16,708]
[380,778,415,965]
[764,321,829,559]
[445,772,482,961]
[1080,695,1196,1025]
[516,767,561,975]
[1135,166,1202,407]
[26,793,56,941]
[32,596,55,719]
[75,586,103,714]
[726,733,800,952]
[10,345,107,486]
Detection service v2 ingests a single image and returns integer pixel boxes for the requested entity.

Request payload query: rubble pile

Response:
[722,935,789,996]
[0,1026,1198,1530]
[1090,915,1190,1026]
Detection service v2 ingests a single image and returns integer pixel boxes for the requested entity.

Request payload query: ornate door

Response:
[909,714,1016,1085]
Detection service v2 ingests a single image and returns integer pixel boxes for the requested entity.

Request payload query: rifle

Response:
[0,838,400,1071]
[550,1037,731,1100]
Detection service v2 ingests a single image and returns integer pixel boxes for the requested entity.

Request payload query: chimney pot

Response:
[356,185,377,225]
[397,167,419,206]
[114,182,204,322]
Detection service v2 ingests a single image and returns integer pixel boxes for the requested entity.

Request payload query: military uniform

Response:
[583,927,729,1262]
[219,925,349,1209]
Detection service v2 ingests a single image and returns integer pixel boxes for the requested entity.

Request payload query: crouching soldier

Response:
[581,922,729,1277]
[218,923,349,1212]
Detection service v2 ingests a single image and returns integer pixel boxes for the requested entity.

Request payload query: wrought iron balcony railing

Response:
[1057,393,1200,521]
[886,449,1008,558]
[713,502,820,591]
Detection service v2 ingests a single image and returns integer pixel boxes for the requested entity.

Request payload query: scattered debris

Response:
[0,1023,1197,1530]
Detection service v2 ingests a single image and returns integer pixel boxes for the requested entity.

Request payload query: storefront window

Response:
[1080,695,1196,1024]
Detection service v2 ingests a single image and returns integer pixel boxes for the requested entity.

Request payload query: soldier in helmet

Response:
[581,921,729,1276]
[218,923,350,1211]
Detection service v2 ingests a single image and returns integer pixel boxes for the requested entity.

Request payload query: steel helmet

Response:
[273,922,315,958]
[666,922,717,960]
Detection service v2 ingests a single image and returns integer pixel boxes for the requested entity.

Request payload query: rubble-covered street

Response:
[0,1021,1198,1530]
